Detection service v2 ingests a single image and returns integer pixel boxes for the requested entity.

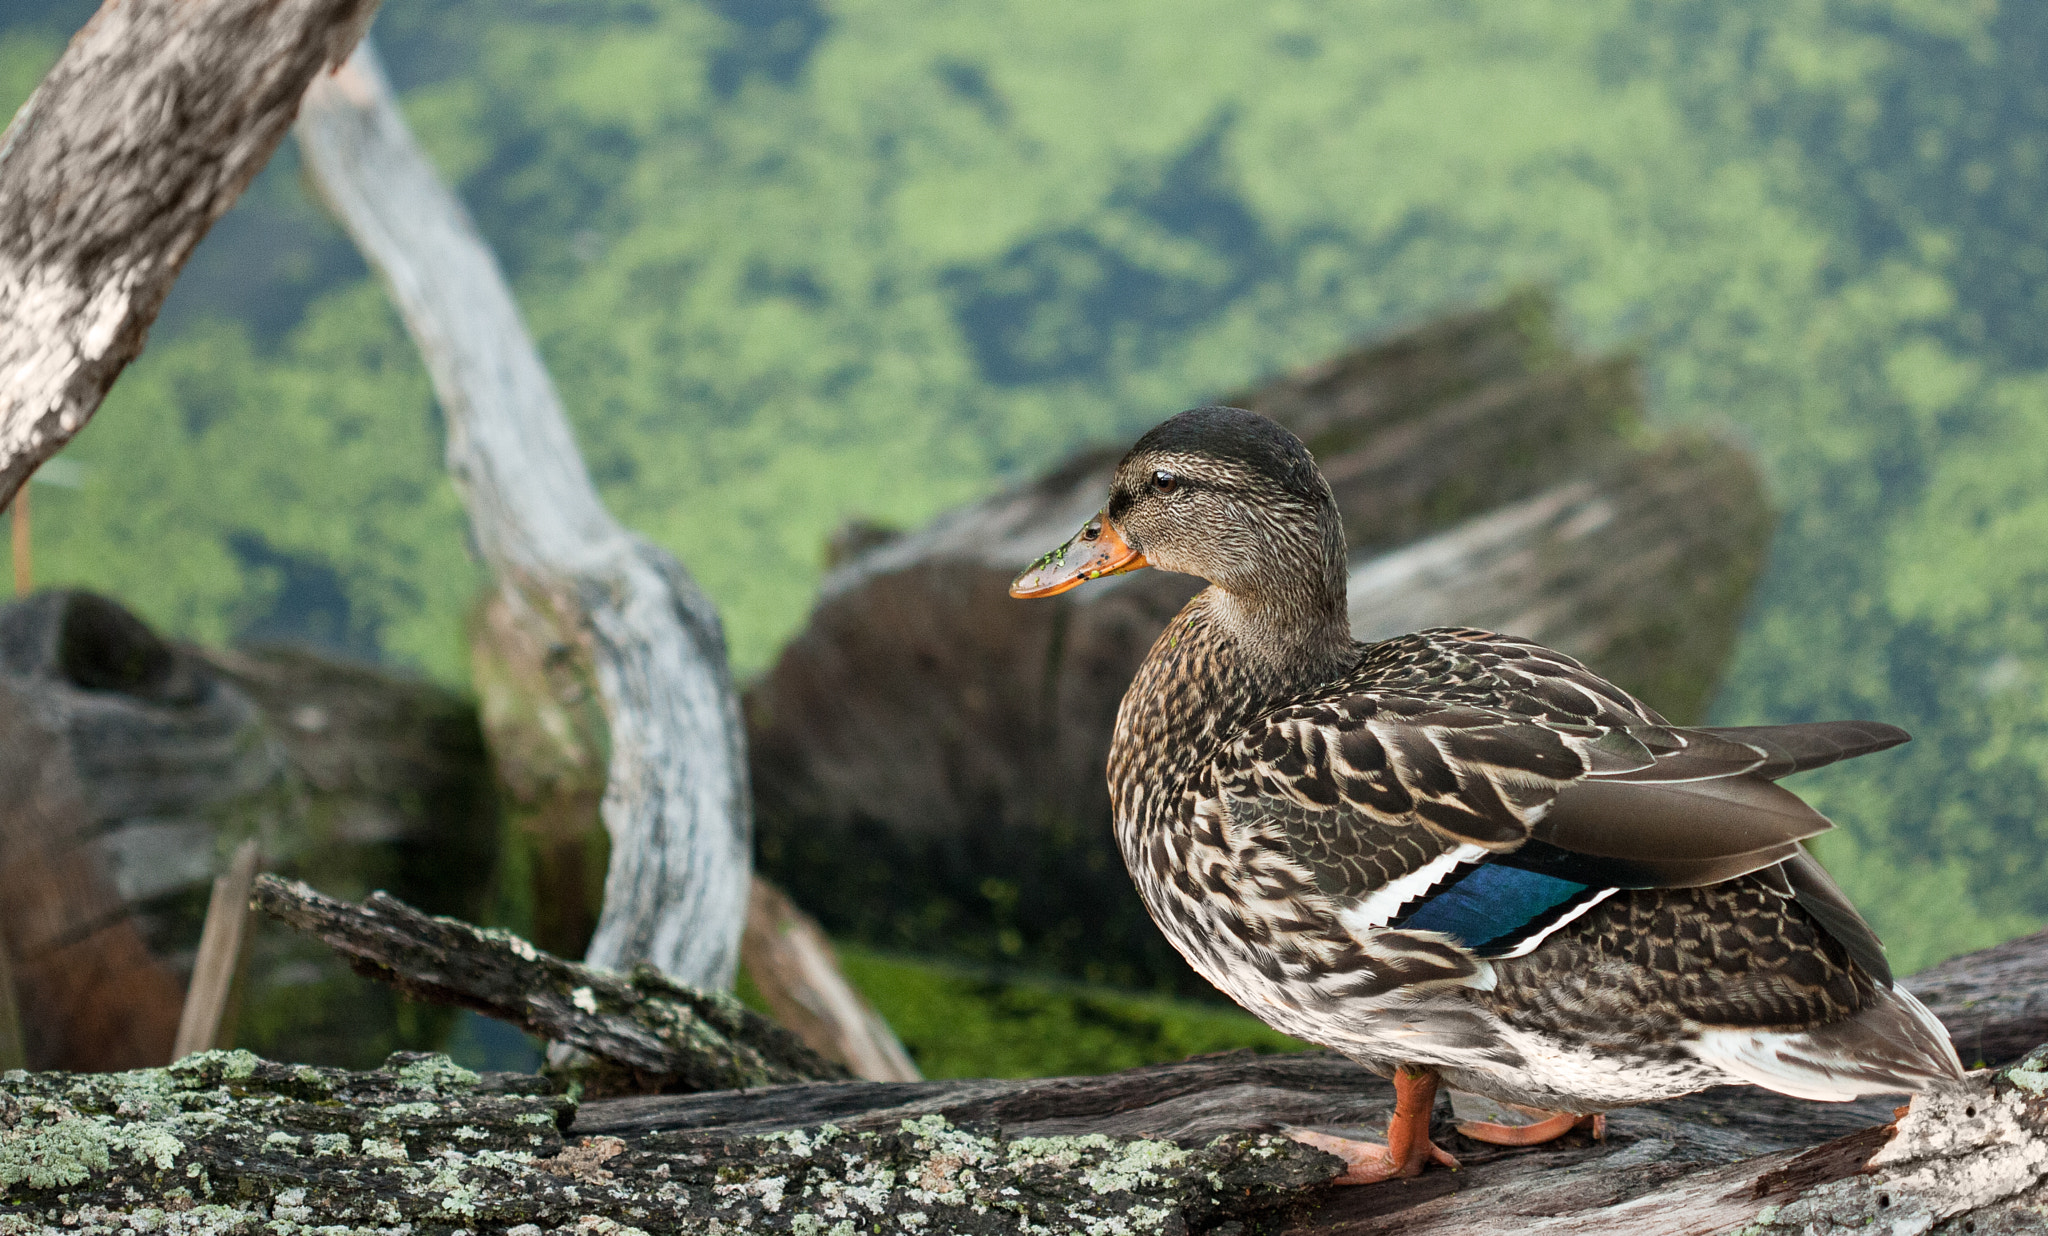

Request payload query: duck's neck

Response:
[1109,559,1355,828]
[1202,577,1355,695]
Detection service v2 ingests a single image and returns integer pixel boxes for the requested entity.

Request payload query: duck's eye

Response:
[1151,470,1178,494]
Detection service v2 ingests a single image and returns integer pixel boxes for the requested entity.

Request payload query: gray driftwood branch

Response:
[0,0,381,510]
[292,39,752,989]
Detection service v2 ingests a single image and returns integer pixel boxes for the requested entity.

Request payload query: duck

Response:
[1009,405,1963,1184]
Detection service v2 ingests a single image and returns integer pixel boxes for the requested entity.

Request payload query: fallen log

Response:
[228,884,2048,1227]
[750,295,1772,993]
[1,1046,2035,1235]
[0,0,380,509]
[0,1049,1341,1235]
[20,875,2048,1236]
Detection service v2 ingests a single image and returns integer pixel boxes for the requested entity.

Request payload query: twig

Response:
[0,920,24,1071]
[171,838,260,1059]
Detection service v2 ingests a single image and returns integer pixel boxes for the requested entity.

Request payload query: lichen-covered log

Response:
[35,885,2048,1233]
[0,0,380,510]
[7,1046,2048,1234]
[749,294,1771,993]
[252,876,846,1095]
[0,1050,1335,1235]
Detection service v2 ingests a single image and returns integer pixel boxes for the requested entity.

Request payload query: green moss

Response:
[835,947,1306,1079]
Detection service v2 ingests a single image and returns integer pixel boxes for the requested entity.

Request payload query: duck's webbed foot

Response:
[1455,1102,1605,1147]
[1284,1065,1460,1185]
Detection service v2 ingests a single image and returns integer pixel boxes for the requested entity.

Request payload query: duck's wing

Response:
[1217,682,1907,979]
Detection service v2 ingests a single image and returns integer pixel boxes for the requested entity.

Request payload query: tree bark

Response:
[251,875,846,1096]
[293,40,752,992]
[0,0,380,511]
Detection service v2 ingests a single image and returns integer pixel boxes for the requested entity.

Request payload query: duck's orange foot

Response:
[1455,1104,1605,1147]
[1284,1126,1460,1183]
[1283,1064,1461,1185]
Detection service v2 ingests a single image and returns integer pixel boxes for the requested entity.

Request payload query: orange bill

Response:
[1010,514,1150,598]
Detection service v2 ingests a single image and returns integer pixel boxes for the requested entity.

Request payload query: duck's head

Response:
[1011,407,1350,661]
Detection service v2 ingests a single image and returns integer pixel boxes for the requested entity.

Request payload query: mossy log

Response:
[0,1049,1344,1236]
[749,294,1774,993]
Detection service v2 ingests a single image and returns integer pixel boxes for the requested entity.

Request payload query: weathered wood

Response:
[742,877,922,1083]
[0,1050,1338,1235]
[169,839,260,1061]
[1902,924,2048,1071]
[251,875,846,1096]
[5,1042,2040,1235]
[750,298,1771,993]
[212,877,2048,1230]
[0,590,496,1071]
[0,920,24,1072]
[295,39,752,991]
[0,0,380,511]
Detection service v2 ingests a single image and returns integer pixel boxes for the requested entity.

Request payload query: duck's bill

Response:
[1009,516,1150,598]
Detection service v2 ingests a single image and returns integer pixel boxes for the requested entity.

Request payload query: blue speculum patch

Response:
[1393,863,1592,954]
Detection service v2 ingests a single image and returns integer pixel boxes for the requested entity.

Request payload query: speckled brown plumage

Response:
[1023,405,1964,1115]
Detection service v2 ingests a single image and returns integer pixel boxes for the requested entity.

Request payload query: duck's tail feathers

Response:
[1689,985,1965,1101]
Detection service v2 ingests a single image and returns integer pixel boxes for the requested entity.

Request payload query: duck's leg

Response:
[1284,1065,1461,1184]
[1456,1105,1605,1147]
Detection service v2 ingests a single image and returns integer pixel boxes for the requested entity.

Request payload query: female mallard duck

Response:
[1010,405,1962,1184]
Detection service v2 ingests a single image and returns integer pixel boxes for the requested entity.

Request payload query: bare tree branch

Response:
[293,40,753,989]
[0,0,381,510]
